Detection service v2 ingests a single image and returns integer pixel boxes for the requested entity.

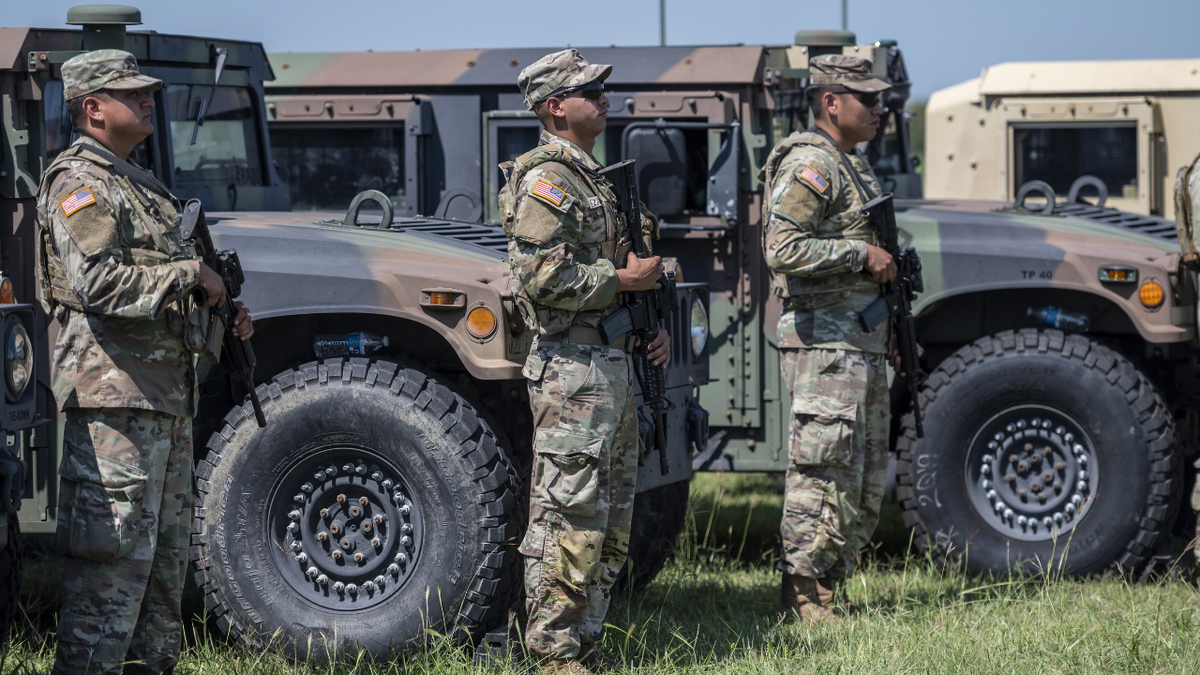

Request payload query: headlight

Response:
[6,320,32,402]
[690,297,708,359]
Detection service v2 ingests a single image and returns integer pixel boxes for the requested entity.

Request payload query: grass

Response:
[4,472,1200,674]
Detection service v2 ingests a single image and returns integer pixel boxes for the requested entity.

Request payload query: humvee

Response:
[0,5,711,658]
[924,58,1200,218]
[265,30,1195,577]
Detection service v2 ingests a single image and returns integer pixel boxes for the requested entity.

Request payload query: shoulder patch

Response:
[588,196,602,209]
[531,179,567,207]
[798,166,829,194]
[60,187,97,216]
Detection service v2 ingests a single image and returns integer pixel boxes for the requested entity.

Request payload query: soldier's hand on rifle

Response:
[616,252,664,292]
[864,244,897,283]
[637,327,671,369]
[888,333,924,376]
[198,262,227,308]
[232,301,254,340]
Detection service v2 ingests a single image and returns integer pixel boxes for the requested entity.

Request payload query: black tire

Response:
[190,358,523,660]
[615,479,690,592]
[896,329,1181,575]
[0,512,22,651]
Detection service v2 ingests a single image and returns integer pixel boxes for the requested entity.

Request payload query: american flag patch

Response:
[531,179,566,207]
[60,187,97,216]
[798,166,829,194]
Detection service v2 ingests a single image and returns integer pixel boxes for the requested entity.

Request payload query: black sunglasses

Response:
[547,81,606,102]
[828,90,882,108]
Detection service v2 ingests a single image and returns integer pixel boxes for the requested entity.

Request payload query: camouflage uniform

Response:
[500,49,650,661]
[1175,151,1200,562]
[761,55,892,581]
[35,51,200,675]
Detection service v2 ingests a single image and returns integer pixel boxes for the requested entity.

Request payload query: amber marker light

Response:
[0,279,13,305]
[1139,281,1164,308]
[466,307,497,339]
[429,292,455,306]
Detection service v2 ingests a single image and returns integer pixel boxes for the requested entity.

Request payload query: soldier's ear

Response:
[82,95,107,124]
[543,96,570,121]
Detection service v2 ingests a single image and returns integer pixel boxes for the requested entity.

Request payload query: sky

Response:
[6,0,1199,99]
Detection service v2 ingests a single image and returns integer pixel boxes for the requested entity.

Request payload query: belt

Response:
[542,326,634,353]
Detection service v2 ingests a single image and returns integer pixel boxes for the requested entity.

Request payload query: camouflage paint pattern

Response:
[36,135,200,418]
[54,407,193,675]
[518,340,637,658]
[500,129,620,336]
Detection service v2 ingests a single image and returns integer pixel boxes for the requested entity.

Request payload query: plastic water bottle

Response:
[313,332,390,359]
[1027,307,1089,332]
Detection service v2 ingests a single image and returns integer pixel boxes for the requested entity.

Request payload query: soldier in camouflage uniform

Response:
[760,55,901,622]
[1174,151,1200,563]
[499,49,670,674]
[35,51,253,675]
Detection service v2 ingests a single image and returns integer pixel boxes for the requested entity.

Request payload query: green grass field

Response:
[4,472,1199,674]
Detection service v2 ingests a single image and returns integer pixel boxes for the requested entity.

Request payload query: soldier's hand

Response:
[637,327,671,369]
[864,244,897,283]
[232,301,254,340]
[616,252,663,292]
[198,262,227,307]
[888,335,924,376]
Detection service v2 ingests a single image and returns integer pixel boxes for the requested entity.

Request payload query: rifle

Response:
[856,193,926,437]
[596,159,678,475]
[180,200,267,428]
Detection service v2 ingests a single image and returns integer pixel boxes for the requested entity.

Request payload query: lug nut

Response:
[1053,481,1061,491]
[982,454,994,464]
[382,479,394,490]
[343,464,354,473]
[1073,444,1085,455]
[349,506,361,518]
[1055,426,1065,435]
[394,553,408,564]
[1018,490,1027,498]
[1018,462,1029,472]
[326,466,337,477]
[402,523,413,534]
[341,539,352,550]
[1043,517,1053,529]
[1008,455,1017,464]
[330,523,341,535]
[317,574,328,585]
[1017,420,1027,429]
[1055,462,1064,472]
[1066,504,1077,515]
[993,501,1005,513]
[1030,453,1040,463]
[1031,418,1041,427]
[1037,493,1046,503]
[356,464,367,475]
[388,564,401,575]
[399,505,411,516]
[1017,515,1028,526]
[332,550,343,560]
[401,536,413,547]
[373,515,385,524]
[287,523,299,534]
[337,494,347,504]
[981,479,992,489]
[363,581,375,592]
[296,553,309,563]
[1078,455,1087,465]
[320,508,330,519]
[333,581,345,593]
[988,440,999,450]
[1078,470,1089,480]
[289,510,302,521]
[1072,495,1083,506]
[1064,433,1074,443]
[375,575,386,587]
[1077,480,1087,491]
[314,471,326,481]
[1031,483,1041,492]
[290,541,303,552]
[1005,474,1016,483]
[1054,512,1064,524]
[354,552,365,563]
[306,566,318,577]
[317,531,328,541]
[363,521,372,532]
[301,482,314,493]
[347,583,357,595]
[1003,509,1014,520]
[981,465,991,475]
[1024,443,1033,451]
[371,471,384,482]
[294,494,306,503]
[359,496,369,506]
[371,538,381,548]
[392,492,404,503]
[1006,423,1015,433]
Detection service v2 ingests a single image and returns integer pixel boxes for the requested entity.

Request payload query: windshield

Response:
[166,84,263,188]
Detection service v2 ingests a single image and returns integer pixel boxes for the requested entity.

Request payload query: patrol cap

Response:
[809,54,891,93]
[518,49,612,110]
[62,49,163,101]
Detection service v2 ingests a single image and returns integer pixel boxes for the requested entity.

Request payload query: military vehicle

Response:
[924,58,1200,219]
[0,6,710,658]
[266,31,1195,577]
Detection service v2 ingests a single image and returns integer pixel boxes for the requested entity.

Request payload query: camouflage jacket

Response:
[35,136,201,417]
[1175,150,1200,269]
[499,129,654,336]
[761,130,886,353]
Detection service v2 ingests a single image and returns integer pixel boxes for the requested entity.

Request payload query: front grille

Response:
[386,218,511,252]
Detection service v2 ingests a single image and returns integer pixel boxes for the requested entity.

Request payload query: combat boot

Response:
[778,573,836,624]
[828,576,859,615]
[578,643,620,673]
[539,657,594,675]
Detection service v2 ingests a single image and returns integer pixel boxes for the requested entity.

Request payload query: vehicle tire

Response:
[190,358,524,660]
[615,479,690,592]
[895,329,1181,575]
[0,512,22,650]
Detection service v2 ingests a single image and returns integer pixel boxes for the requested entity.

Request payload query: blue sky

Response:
[6,0,1198,99]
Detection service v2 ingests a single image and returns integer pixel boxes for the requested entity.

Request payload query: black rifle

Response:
[856,193,925,437]
[180,200,267,428]
[597,159,678,475]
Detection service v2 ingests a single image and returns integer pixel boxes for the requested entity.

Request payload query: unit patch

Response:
[588,196,602,209]
[60,187,97,216]
[531,179,566,207]
[798,166,829,194]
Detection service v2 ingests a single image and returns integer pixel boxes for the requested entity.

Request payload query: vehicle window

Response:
[1013,125,1137,197]
[166,84,263,188]
[270,126,406,211]
[496,126,540,191]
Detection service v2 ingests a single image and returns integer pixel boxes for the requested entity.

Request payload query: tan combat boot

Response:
[539,657,594,675]
[577,643,620,673]
[779,573,837,624]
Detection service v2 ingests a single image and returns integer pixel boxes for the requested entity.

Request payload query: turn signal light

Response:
[1139,281,1164,308]
[466,307,497,339]
[429,292,455,306]
[0,279,13,305]
[1098,265,1137,283]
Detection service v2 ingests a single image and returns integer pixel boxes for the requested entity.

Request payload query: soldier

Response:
[35,51,252,674]
[1174,151,1200,563]
[760,54,900,622]
[499,49,670,673]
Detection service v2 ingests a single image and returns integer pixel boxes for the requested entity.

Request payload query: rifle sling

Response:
[809,126,877,206]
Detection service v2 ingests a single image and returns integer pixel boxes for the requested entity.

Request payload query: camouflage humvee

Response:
[0,6,710,658]
[265,30,1195,577]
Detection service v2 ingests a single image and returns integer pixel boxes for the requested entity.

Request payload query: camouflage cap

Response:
[62,50,163,101]
[809,54,891,93]
[518,49,612,110]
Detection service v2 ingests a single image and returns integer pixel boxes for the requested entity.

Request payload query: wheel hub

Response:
[966,406,1097,542]
[269,449,420,610]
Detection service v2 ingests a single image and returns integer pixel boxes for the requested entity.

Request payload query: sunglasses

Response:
[547,81,606,102]
[827,90,883,108]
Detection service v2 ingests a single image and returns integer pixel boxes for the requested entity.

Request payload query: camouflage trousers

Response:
[778,348,889,579]
[53,407,193,675]
[518,341,638,659]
